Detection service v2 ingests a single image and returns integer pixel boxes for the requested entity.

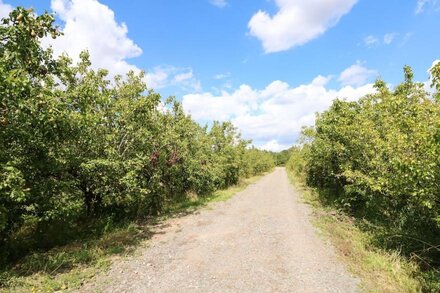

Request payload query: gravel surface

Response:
[80,167,360,293]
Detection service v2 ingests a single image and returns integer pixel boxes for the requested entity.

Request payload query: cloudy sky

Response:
[3,0,440,151]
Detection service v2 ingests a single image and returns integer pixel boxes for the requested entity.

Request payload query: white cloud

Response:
[183,84,257,121]
[144,67,169,89]
[40,0,200,92]
[260,140,291,152]
[47,0,142,76]
[248,0,358,53]
[415,0,438,14]
[214,72,231,80]
[210,0,227,8]
[363,33,399,47]
[174,70,194,83]
[0,0,12,20]
[363,35,379,47]
[183,63,376,151]
[145,66,201,91]
[400,32,413,46]
[383,33,397,45]
[338,61,377,87]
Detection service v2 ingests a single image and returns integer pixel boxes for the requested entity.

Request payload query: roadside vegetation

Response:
[0,173,266,292]
[0,7,275,290]
[271,148,292,166]
[287,163,422,292]
[287,64,440,292]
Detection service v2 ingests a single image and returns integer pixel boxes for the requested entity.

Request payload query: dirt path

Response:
[81,167,360,293]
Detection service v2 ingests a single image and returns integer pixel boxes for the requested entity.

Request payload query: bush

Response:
[289,65,440,289]
[0,7,274,266]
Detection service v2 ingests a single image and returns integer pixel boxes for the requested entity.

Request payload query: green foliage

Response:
[0,7,274,268]
[241,148,275,177]
[272,148,292,166]
[288,65,440,290]
[0,172,265,292]
[430,61,440,102]
[287,165,422,292]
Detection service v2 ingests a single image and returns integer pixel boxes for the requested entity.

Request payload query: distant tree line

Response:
[272,148,293,166]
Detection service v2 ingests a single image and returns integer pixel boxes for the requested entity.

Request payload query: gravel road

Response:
[81,167,360,293]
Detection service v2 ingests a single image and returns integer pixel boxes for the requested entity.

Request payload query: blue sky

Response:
[2,0,439,150]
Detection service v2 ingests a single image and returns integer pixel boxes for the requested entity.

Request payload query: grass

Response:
[287,169,423,293]
[0,172,268,292]
[162,173,267,215]
[0,222,152,292]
